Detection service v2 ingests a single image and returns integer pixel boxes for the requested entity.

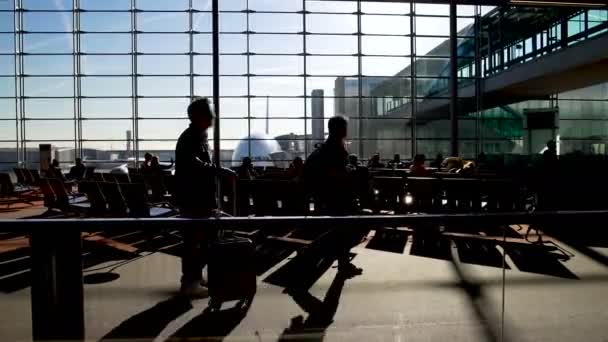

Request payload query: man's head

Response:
[188,97,215,131]
[327,116,348,140]
[52,159,59,167]
[547,140,556,152]
[151,156,159,166]
[144,153,152,162]
[414,154,425,165]
[348,154,358,166]
[372,153,380,162]
[242,157,252,167]
[75,158,82,166]
[293,156,303,168]
[393,154,400,162]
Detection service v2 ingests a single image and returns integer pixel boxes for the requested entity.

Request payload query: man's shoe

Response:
[180,281,208,298]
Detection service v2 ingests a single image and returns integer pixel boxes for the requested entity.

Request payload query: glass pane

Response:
[416,16,450,36]
[24,99,74,118]
[138,141,178,156]
[81,0,131,10]
[362,2,410,15]
[0,12,11,32]
[219,34,247,53]
[250,13,302,33]
[138,98,190,118]
[193,13,213,32]
[365,77,410,97]
[81,34,131,53]
[249,0,302,12]
[138,119,190,140]
[137,0,189,10]
[306,1,357,13]
[251,97,304,118]
[24,55,72,75]
[82,77,131,97]
[307,77,341,97]
[307,56,358,76]
[194,34,212,53]
[139,76,189,97]
[24,13,72,32]
[82,55,131,75]
[25,77,74,97]
[251,55,303,75]
[25,120,75,140]
[250,34,302,54]
[219,76,247,97]
[194,76,213,97]
[307,14,357,34]
[220,97,248,118]
[0,122,16,140]
[0,34,14,54]
[362,36,410,55]
[138,55,189,75]
[307,35,357,54]
[0,99,16,119]
[220,13,247,32]
[220,118,248,140]
[251,77,303,96]
[138,12,189,32]
[24,34,73,53]
[81,12,131,32]
[415,57,450,77]
[363,56,410,76]
[138,34,190,53]
[362,15,409,35]
[82,119,132,140]
[82,98,133,118]
[217,0,245,11]
[218,55,246,75]
[251,118,304,137]
[416,4,449,16]
[0,56,14,75]
[417,37,450,56]
[0,77,15,97]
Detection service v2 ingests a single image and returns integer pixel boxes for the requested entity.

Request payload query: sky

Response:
[0,0,490,152]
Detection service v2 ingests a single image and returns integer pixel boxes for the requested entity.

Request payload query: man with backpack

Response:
[304,116,366,277]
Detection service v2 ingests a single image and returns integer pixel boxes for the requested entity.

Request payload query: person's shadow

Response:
[99,296,193,342]
[278,271,349,342]
[166,300,251,341]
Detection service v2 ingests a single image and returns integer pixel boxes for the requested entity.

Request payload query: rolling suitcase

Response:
[207,236,257,310]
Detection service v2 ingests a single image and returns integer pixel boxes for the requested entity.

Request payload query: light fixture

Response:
[405,193,414,205]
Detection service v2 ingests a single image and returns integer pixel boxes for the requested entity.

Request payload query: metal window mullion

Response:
[474,5,482,157]
[212,0,220,166]
[357,0,363,158]
[247,0,252,160]
[18,0,26,166]
[303,0,308,157]
[188,0,194,101]
[410,1,416,159]
[131,0,138,166]
[13,0,20,166]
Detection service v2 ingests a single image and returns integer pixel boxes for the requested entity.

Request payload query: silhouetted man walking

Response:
[175,97,216,297]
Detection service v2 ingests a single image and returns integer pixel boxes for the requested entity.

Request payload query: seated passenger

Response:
[442,156,465,173]
[388,154,405,169]
[48,159,66,180]
[367,153,385,169]
[141,152,153,173]
[67,158,86,181]
[236,157,257,180]
[287,156,304,180]
[410,154,430,177]
[304,116,366,277]
[430,153,443,169]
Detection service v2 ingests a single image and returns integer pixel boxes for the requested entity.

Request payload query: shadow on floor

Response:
[409,232,579,279]
[99,296,193,342]
[278,271,349,342]
[264,251,352,291]
[166,301,251,341]
[365,229,409,254]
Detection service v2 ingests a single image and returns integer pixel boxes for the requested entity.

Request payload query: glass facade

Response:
[0,1,607,171]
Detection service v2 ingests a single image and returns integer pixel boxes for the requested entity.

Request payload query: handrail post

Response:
[30,229,84,341]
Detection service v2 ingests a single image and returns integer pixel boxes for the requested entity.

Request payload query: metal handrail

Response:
[2,210,608,233]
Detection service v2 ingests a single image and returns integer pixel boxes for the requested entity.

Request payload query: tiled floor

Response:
[1,204,607,341]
